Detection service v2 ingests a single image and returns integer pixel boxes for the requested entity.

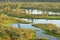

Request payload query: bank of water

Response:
[9,9,60,40]
[9,23,56,40]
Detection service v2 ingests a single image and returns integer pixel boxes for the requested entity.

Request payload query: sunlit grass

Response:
[0,23,35,40]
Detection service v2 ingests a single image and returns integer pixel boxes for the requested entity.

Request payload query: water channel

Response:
[10,9,60,40]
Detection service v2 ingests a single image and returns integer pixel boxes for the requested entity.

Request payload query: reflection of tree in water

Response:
[17,20,20,28]
[27,18,37,23]
[31,19,37,23]
[18,23,20,28]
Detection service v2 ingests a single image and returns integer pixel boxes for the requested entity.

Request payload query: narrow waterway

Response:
[9,9,60,40]
[10,23,56,40]
[25,19,60,27]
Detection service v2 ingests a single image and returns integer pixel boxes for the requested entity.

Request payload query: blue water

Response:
[25,19,60,28]
[8,19,60,40]
[10,23,57,40]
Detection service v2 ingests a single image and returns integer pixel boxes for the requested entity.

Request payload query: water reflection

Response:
[9,9,60,40]
[25,19,60,27]
[9,19,60,40]
[10,24,57,40]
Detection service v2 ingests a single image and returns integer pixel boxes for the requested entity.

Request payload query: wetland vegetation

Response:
[32,24,60,37]
[0,2,60,40]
